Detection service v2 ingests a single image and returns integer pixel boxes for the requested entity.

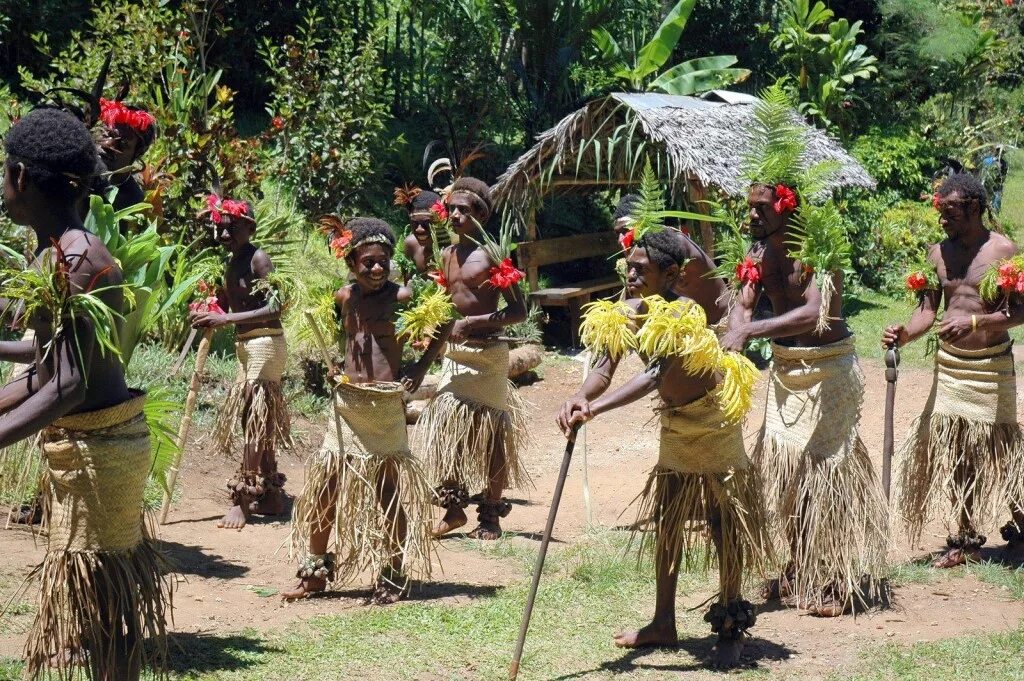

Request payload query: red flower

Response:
[680,226,691,237]
[735,256,761,286]
[488,258,525,290]
[429,269,449,290]
[773,184,798,214]
[329,229,353,259]
[1005,0,1014,7]
[906,272,928,292]
[189,295,224,315]
[271,116,285,131]
[205,193,250,224]
[932,193,941,210]
[99,98,155,134]
[430,200,448,222]
[619,229,635,250]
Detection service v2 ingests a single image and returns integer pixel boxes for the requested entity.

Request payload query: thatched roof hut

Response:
[493,91,875,234]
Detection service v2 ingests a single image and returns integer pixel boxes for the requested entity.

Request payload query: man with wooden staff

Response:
[558,227,771,667]
[190,191,291,530]
[883,173,1024,567]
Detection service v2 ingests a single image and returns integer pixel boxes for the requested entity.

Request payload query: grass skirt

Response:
[897,340,1024,543]
[415,341,530,492]
[18,394,173,680]
[754,338,888,611]
[289,380,434,586]
[213,328,291,458]
[631,394,774,598]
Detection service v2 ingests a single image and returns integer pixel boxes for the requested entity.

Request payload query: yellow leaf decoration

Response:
[716,351,760,424]
[579,299,637,361]
[398,286,455,342]
[636,296,722,375]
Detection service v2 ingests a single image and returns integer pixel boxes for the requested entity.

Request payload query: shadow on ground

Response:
[166,631,279,675]
[160,541,249,579]
[550,635,795,679]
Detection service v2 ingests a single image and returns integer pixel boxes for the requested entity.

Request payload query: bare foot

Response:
[431,507,467,537]
[217,504,248,530]
[802,599,844,617]
[613,620,678,648]
[467,519,502,540]
[709,636,744,668]
[281,576,327,601]
[932,547,979,568]
[250,488,286,516]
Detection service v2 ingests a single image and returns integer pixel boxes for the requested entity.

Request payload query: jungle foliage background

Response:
[0,0,1023,350]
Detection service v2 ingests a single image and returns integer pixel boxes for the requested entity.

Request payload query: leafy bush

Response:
[844,190,944,294]
[850,127,936,198]
[261,11,391,215]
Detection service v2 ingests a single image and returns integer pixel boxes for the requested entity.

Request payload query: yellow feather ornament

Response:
[578,299,638,360]
[636,296,722,374]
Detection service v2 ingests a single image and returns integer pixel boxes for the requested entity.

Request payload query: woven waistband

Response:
[50,392,146,432]
[771,335,856,362]
[237,327,285,341]
[939,339,1013,360]
[333,379,405,399]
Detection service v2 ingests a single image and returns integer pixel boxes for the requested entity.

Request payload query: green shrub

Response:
[845,190,944,295]
[850,127,936,198]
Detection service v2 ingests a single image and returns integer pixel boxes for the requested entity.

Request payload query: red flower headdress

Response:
[317,215,354,259]
[204,193,252,225]
[773,184,798,215]
[99,97,155,134]
[618,229,635,250]
[393,183,422,208]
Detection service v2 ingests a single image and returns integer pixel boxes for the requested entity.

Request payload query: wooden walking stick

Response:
[882,343,900,499]
[509,424,580,681]
[170,327,199,377]
[160,328,214,524]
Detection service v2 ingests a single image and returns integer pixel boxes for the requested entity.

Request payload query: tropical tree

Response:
[590,0,751,95]
[771,0,878,135]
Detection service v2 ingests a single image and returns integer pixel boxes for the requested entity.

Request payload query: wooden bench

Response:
[515,231,623,346]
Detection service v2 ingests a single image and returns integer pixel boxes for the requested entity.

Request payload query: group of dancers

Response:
[2,82,1024,680]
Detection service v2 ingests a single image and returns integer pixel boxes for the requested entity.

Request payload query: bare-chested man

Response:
[191,196,291,530]
[0,107,171,681]
[284,218,446,604]
[883,173,1024,567]
[612,193,729,326]
[558,228,771,667]
[415,176,530,540]
[721,181,887,616]
[400,188,445,276]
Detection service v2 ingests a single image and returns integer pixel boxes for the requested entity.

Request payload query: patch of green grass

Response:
[966,560,1024,600]
[838,625,1024,681]
[998,148,1024,241]
[886,559,947,587]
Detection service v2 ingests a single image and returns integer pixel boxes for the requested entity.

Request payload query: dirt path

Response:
[3,353,1024,678]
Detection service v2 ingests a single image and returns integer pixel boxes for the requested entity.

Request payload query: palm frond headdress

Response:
[740,84,850,333]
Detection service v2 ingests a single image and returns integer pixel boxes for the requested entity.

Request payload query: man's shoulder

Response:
[987,231,1018,257]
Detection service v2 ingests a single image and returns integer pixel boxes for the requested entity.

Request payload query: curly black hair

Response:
[937,172,988,213]
[636,228,686,271]
[409,190,442,213]
[345,217,396,261]
[450,176,493,216]
[615,193,640,220]
[4,108,98,203]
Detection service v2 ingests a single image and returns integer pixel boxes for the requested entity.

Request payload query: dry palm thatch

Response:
[492,91,873,228]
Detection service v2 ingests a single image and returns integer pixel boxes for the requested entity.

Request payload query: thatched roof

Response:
[493,91,875,216]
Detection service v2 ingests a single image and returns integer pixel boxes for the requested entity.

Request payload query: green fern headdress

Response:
[740,84,849,333]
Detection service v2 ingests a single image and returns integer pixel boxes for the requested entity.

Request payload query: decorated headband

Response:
[349,233,393,254]
[98,98,155,134]
[449,189,491,215]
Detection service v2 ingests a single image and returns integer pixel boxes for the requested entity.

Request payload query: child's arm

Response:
[451,276,527,341]
[558,360,659,437]
[224,250,283,326]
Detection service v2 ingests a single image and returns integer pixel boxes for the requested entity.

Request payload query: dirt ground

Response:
[3,351,1024,679]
